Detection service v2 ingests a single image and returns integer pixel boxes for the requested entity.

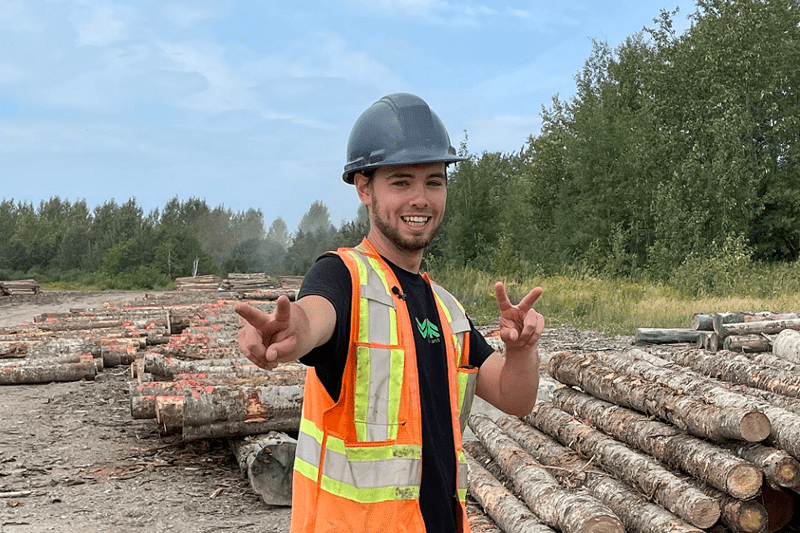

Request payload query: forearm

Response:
[497,346,540,416]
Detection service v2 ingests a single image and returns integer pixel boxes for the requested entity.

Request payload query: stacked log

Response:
[0,279,41,295]
[174,274,222,291]
[220,273,273,292]
[637,311,800,355]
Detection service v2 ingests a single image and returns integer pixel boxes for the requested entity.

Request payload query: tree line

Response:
[3,0,798,291]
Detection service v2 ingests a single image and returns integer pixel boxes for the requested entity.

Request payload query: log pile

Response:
[0,279,41,295]
[220,272,273,292]
[636,311,800,355]
[174,274,222,291]
[467,344,800,533]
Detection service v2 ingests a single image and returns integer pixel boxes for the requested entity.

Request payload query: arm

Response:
[475,282,544,416]
[234,294,336,370]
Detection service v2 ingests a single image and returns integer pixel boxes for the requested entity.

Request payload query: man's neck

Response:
[365,230,424,273]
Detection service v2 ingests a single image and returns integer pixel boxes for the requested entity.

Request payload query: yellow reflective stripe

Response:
[354,253,370,345]
[354,345,371,441]
[294,455,319,482]
[320,476,420,503]
[386,347,403,440]
[456,367,478,433]
[320,437,422,503]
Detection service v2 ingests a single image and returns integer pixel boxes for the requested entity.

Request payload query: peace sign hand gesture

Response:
[494,281,545,357]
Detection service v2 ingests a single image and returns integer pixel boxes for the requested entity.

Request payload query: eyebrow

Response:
[387,171,447,180]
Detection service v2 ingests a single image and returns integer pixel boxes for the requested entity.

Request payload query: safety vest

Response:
[291,238,478,533]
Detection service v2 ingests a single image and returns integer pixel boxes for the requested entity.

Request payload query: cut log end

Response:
[732,503,769,533]
[727,464,766,501]
[689,498,722,530]
[739,411,772,443]
[582,515,625,533]
[774,460,800,488]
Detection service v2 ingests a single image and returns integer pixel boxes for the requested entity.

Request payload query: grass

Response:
[428,264,800,336]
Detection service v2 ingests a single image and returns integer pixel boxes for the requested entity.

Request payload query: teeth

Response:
[403,216,428,225]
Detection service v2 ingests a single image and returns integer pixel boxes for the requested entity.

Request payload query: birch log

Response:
[0,354,97,384]
[724,335,772,354]
[550,387,762,499]
[716,317,800,339]
[773,329,800,364]
[466,502,504,533]
[641,347,800,400]
[229,432,296,506]
[464,442,555,533]
[495,415,704,533]
[602,349,800,461]
[469,413,624,533]
[525,402,721,529]
[548,350,771,442]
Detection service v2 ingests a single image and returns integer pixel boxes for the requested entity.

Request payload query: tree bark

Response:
[721,441,800,489]
[550,387,762,499]
[466,502,504,533]
[635,328,703,345]
[602,349,800,461]
[464,441,556,533]
[0,354,97,384]
[717,318,800,339]
[773,329,800,364]
[548,350,771,442]
[525,402,721,529]
[469,413,624,533]
[724,335,772,353]
[641,346,800,400]
[229,431,296,507]
[495,415,705,533]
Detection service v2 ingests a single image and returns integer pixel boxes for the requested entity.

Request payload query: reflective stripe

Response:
[430,282,469,367]
[321,437,422,503]
[295,417,324,482]
[345,249,404,442]
[456,367,478,433]
[456,450,469,502]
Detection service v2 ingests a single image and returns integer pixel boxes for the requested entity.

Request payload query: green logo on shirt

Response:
[415,317,440,341]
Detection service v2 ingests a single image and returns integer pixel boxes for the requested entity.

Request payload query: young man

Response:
[235,93,544,533]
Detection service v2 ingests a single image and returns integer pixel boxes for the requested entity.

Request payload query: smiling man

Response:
[235,93,545,533]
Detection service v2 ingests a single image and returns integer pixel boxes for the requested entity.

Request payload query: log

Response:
[181,384,303,427]
[643,347,800,400]
[0,355,97,385]
[721,441,800,489]
[635,328,703,345]
[496,415,705,533]
[525,402,721,529]
[548,350,771,442]
[696,483,769,533]
[464,442,556,533]
[717,318,800,339]
[469,413,624,533]
[773,329,800,364]
[138,353,305,382]
[155,395,184,435]
[604,349,800,461]
[724,335,772,353]
[550,387,762,499]
[466,502,504,533]
[229,431,296,507]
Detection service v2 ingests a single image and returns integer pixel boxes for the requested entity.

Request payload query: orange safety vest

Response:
[291,238,478,533]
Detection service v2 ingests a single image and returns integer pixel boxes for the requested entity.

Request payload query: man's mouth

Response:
[402,216,430,228]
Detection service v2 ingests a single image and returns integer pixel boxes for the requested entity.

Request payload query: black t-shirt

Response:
[299,253,495,533]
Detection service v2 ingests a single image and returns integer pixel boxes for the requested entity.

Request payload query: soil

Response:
[0,290,656,533]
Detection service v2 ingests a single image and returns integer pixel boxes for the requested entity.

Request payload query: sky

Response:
[0,0,697,233]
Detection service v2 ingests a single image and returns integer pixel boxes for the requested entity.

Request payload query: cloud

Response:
[73,5,127,47]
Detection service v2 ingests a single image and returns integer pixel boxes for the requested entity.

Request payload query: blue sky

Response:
[1,0,696,232]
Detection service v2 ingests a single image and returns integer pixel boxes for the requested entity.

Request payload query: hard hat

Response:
[342,93,467,184]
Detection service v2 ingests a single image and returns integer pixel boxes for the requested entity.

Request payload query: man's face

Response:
[362,162,447,253]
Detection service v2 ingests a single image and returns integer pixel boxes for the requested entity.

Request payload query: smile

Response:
[402,216,430,227]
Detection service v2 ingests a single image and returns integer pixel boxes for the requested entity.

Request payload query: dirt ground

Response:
[0,290,632,533]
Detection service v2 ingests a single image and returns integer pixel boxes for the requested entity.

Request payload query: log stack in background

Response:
[467,326,800,533]
[0,279,41,295]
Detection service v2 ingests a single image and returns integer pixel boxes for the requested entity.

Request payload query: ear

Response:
[353,173,372,207]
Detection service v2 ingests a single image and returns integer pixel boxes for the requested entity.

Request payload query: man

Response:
[235,93,544,533]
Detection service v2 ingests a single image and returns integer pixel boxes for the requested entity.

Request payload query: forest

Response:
[2,0,798,295]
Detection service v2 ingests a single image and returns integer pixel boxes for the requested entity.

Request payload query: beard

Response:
[371,196,442,253]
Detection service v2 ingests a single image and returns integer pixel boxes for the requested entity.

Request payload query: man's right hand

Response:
[234,294,336,370]
[235,296,298,370]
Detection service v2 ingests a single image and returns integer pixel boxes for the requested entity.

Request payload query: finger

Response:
[494,281,513,312]
[238,326,269,367]
[265,333,298,364]
[272,296,292,326]
[516,310,544,345]
[234,302,270,330]
[516,287,544,314]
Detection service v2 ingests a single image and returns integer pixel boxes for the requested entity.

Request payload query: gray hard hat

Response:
[342,93,467,184]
